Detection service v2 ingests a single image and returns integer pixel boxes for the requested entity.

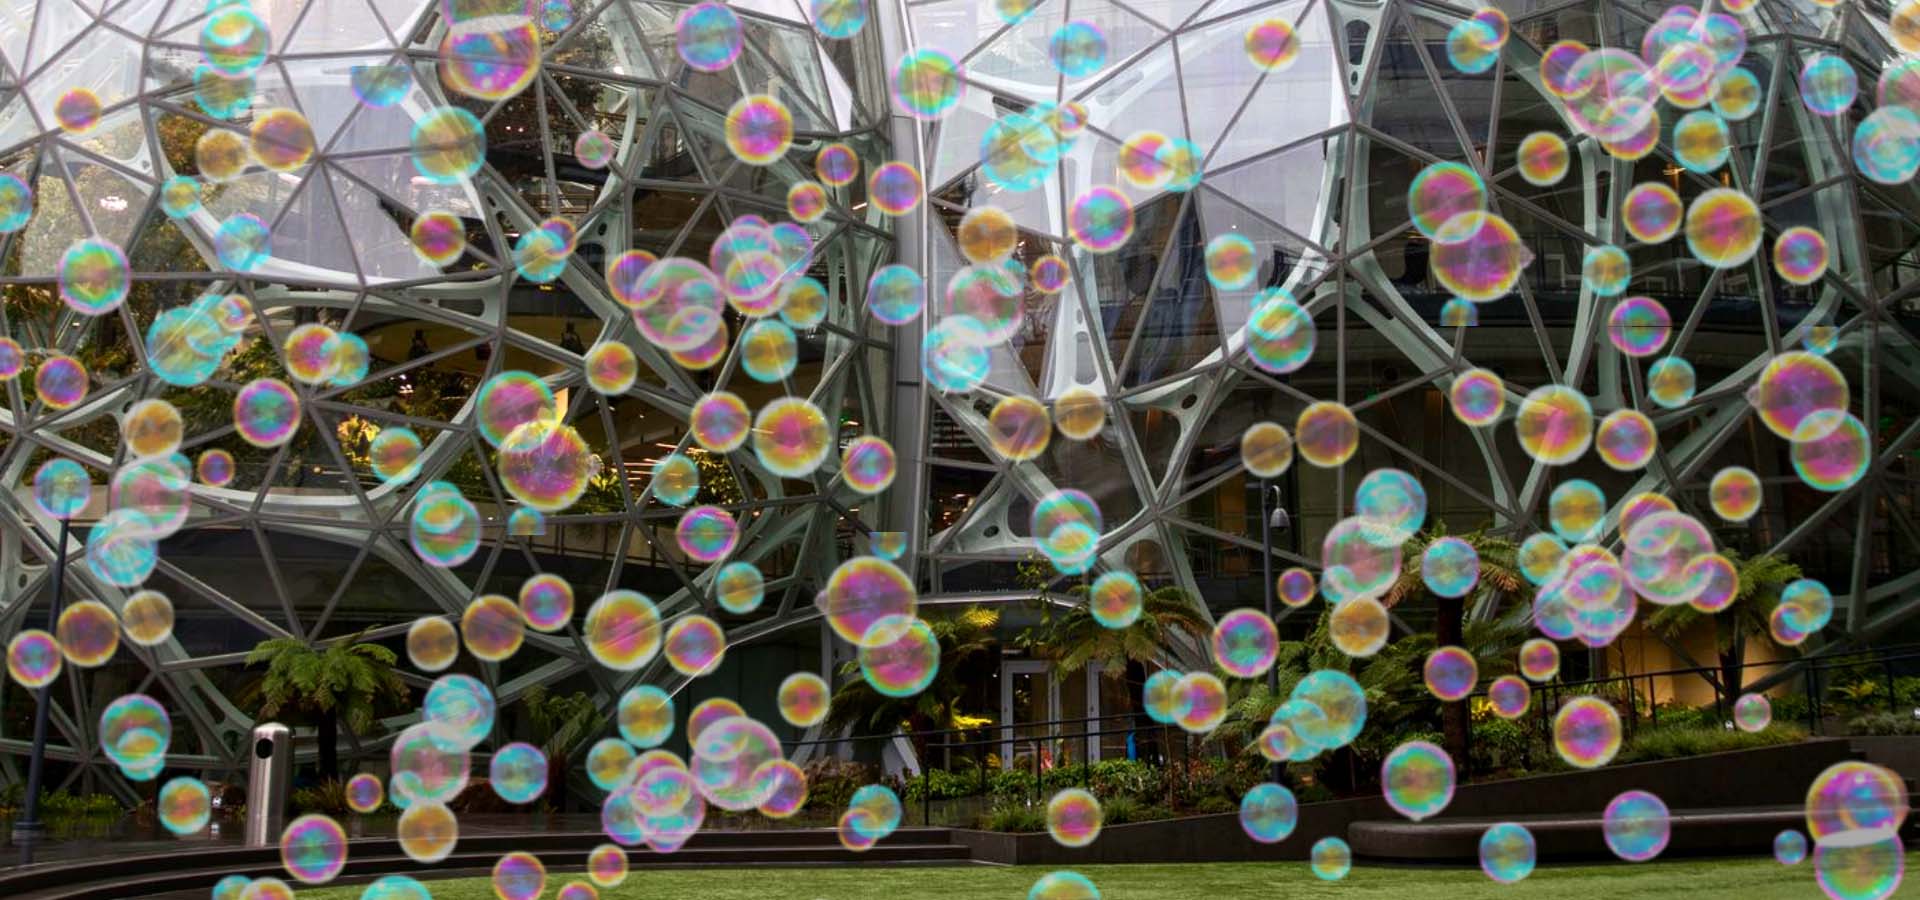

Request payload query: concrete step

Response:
[0,829,975,900]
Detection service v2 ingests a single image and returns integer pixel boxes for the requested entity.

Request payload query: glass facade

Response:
[0,0,1916,793]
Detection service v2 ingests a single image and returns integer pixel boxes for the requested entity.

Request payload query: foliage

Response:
[1846,712,1920,735]
[799,757,873,811]
[1646,550,1802,694]
[242,632,409,777]
[1616,721,1806,763]
[1031,586,1212,679]
[980,799,1048,832]
[1099,794,1145,825]
[825,606,1002,740]
[1468,718,1532,773]
[1383,525,1525,617]
[291,779,351,816]
[522,685,604,758]
[0,786,121,818]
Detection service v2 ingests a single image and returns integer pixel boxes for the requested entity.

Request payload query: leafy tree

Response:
[826,606,1002,768]
[243,633,409,781]
[1037,585,1212,679]
[522,684,605,812]
[1647,549,1802,696]
[1383,526,1523,766]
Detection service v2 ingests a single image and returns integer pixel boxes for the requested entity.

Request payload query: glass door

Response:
[1000,660,1054,770]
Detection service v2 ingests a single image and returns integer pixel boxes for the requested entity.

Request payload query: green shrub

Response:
[980,800,1046,832]
[1470,718,1530,772]
[1191,795,1236,815]
[291,779,350,816]
[900,768,977,801]
[1088,759,1161,798]
[1847,712,1920,736]
[1100,794,1143,825]
[801,757,872,810]
[1618,722,1805,763]
[0,785,121,818]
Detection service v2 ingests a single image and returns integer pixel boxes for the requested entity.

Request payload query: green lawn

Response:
[297,855,1907,899]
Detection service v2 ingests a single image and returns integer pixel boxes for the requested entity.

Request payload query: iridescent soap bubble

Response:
[1029,871,1100,900]
[588,844,628,887]
[676,506,739,563]
[786,181,829,223]
[423,673,495,753]
[776,671,830,727]
[709,560,765,615]
[1554,696,1621,767]
[1773,227,1830,286]
[1422,645,1478,701]
[816,142,859,186]
[1117,131,1173,189]
[607,686,671,752]
[54,88,101,133]
[411,106,486,184]
[350,64,410,107]
[1173,671,1228,733]
[725,94,793,165]
[842,435,898,494]
[893,48,963,119]
[1292,669,1368,750]
[283,323,341,385]
[1210,609,1278,679]
[1311,836,1352,880]
[1446,368,1505,427]
[1673,110,1730,172]
[664,614,726,676]
[492,852,547,900]
[196,128,248,182]
[869,161,923,215]
[1247,289,1315,374]
[202,5,269,73]
[197,448,236,488]
[1236,424,1297,479]
[85,508,159,587]
[1422,538,1480,598]
[1518,637,1559,681]
[0,172,31,231]
[541,0,573,30]
[1409,162,1487,238]
[860,616,938,697]
[32,457,91,519]
[1431,211,1529,302]
[1275,567,1316,607]
[240,879,295,900]
[396,801,458,863]
[1806,761,1909,845]
[458,595,523,663]
[1439,298,1477,327]
[1644,356,1695,409]
[1729,692,1774,732]
[56,600,119,668]
[330,333,370,386]
[587,590,664,672]
[1545,479,1603,542]
[574,130,615,170]
[1295,402,1358,468]
[1048,21,1108,78]
[740,319,798,383]
[1446,17,1499,74]
[513,573,574,633]
[1565,49,1657,141]
[159,777,211,834]
[1800,54,1858,116]
[1782,579,1835,634]
[250,108,315,171]
[214,212,271,271]
[1855,106,1920,185]
[1755,351,1848,440]
[1606,297,1672,358]
[1086,570,1144,629]
[490,742,549,804]
[690,391,750,453]
[959,206,1019,263]
[823,557,916,646]
[1046,788,1103,847]
[780,276,828,330]
[1143,671,1186,724]
[193,65,253,119]
[497,418,593,512]
[346,772,384,814]
[1475,675,1526,719]
[810,0,868,38]
[1382,739,1456,821]
[1480,822,1536,884]
[1204,233,1258,290]
[675,2,741,72]
[59,237,130,315]
[867,264,925,325]
[1602,790,1671,862]
[1517,131,1569,186]
[280,814,347,883]
[1068,186,1134,253]
[366,426,425,484]
[157,175,201,221]
[983,394,1049,462]
[1709,466,1761,522]
[119,589,174,647]
[1245,19,1299,70]
[1686,188,1762,268]
[1582,244,1631,297]
[1813,834,1905,900]
[1775,829,1810,865]
[1514,385,1591,465]
[1793,410,1870,492]
[476,371,557,449]
[7,630,62,688]
[406,210,466,267]
[1623,182,1683,243]
[753,397,831,477]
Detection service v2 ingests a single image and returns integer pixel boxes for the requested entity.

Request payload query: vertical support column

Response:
[877,0,932,584]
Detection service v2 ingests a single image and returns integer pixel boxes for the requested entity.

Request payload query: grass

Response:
[298,854,1912,899]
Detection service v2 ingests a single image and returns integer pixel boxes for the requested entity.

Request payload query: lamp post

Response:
[14,517,71,851]
[1258,482,1288,781]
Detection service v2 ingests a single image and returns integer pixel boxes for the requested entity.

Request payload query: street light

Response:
[1258,482,1289,779]
[15,459,88,859]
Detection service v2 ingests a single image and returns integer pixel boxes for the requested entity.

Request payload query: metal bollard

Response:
[245,723,293,847]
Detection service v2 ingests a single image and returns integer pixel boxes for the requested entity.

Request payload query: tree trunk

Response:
[316,712,339,782]
[1434,595,1470,768]
[548,752,568,814]
[1721,633,1745,700]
